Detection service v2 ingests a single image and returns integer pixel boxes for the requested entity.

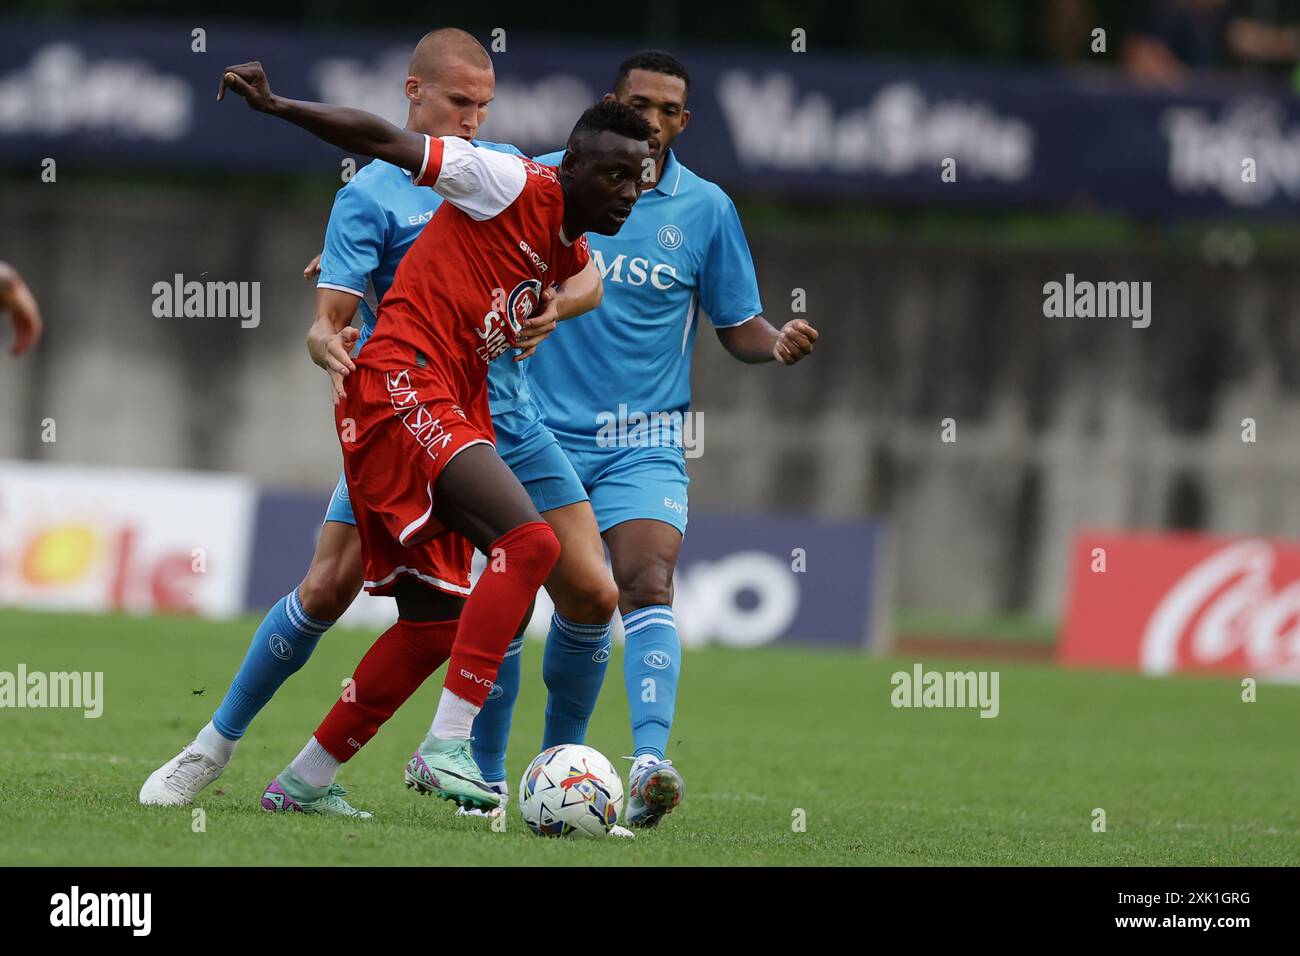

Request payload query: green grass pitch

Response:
[0,609,1296,866]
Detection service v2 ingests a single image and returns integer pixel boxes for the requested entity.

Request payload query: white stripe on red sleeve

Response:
[410,134,446,187]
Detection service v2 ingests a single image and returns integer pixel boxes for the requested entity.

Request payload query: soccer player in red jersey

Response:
[218,62,651,812]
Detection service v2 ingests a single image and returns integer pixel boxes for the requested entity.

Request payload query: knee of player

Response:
[553,572,619,625]
[539,525,563,568]
[486,522,562,592]
[299,564,362,621]
[589,576,621,621]
[617,568,674,613]
[512,521,562,572]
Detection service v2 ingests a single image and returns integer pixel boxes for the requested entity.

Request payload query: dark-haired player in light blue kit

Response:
[141,28,620,815]
[475,50,819,827]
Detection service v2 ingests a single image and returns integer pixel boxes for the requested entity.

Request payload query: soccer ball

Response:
[519,744,624,838]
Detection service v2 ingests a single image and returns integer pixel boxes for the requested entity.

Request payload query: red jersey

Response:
[358,134,591,405]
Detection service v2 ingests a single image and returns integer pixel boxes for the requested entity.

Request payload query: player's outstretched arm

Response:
[716,316,818,365]
[554,258,604,321]
[0,260,43,356]
[217,61,426,175]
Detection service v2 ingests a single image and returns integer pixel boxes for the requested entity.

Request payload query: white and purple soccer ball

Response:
[519,744,623,839]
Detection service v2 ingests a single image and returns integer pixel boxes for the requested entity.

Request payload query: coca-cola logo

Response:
[1141,540,1300,677]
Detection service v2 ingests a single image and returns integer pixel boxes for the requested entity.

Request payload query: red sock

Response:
[445,521,560,706]
[314,618,458,761]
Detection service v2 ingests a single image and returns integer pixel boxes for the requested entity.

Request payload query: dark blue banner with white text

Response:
[3,19,1299,217]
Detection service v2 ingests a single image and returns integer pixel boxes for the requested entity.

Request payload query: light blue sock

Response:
[621,605,681,761]
[541,613,611,749]
[471,636,523,784]
[211,589,331,740]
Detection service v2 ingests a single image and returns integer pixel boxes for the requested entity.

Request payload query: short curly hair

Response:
[568,99,654,151]
[613,50,690,98]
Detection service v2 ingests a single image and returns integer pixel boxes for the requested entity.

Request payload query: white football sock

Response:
[429,687,480,740]
[289,736,341,789]
[194,720,238,766]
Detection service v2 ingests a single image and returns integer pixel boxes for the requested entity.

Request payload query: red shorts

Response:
[335,365,494,597]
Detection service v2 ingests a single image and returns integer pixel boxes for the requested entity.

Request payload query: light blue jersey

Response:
[316,141,532,415]
[527,149,763,448]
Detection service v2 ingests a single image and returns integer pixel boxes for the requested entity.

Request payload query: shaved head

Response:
[403,28,496,140]
[409,28,493,82]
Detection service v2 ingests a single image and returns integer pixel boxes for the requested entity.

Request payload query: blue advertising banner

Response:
[242,488,886,650]
[670,513,883,649]
[2,19,1299,217]
[243,488,332,611]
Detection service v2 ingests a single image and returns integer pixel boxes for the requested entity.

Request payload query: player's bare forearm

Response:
[218,62,425,173]
[715,315,818,365]
[553,259,603,321]
[267,98,425,172]
[311,287,362,339]
[309,288,363,401]
[716,316,778,363]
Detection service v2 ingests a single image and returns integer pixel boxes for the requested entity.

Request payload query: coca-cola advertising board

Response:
[1059,530,1300,679]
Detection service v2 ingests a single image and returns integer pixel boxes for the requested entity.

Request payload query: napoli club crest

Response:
[268,633,293,661]
[643,650,672,670]
[657,224,683,250]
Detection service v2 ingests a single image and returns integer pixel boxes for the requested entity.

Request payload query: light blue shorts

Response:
[560,441,689,536]
[323,396,587,524]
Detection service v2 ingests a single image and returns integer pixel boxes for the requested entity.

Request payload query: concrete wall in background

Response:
[5,185,1300,616]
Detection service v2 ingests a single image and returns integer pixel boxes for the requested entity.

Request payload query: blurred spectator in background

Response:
[1042,0,1098,64]
[1226,3,1300,76]
[0,261,42,356]
[1124,0,1300,86]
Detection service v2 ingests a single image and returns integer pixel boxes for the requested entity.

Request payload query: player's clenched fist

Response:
[217,61,276,111]
[513,287,560,362]
[0,261,43,356]
[774,318,817,365]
